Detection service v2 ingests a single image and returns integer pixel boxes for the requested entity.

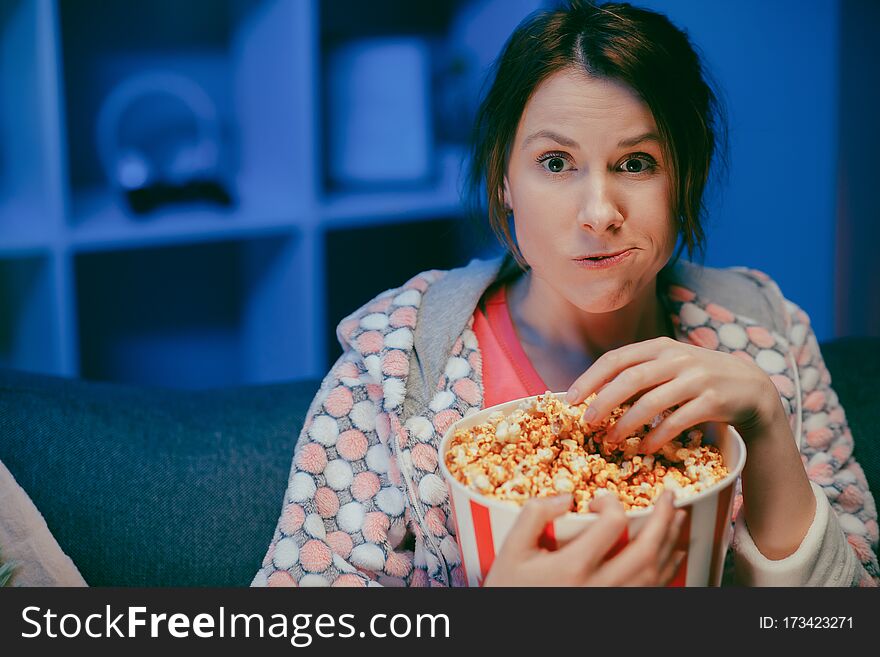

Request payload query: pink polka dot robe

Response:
[252,260,879,587]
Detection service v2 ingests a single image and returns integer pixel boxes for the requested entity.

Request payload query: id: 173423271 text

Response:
[759,616,853,629]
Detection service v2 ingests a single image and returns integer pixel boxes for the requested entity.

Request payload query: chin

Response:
[579,300,629,315]
[564,278,634,311]
[563,290,629,315]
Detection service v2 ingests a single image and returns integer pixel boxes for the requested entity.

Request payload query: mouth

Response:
[572,248,634,269]
[574,248,632,262]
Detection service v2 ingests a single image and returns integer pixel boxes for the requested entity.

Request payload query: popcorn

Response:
[444,392,728,512]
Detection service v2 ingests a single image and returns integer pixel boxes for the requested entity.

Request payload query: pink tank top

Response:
[472,285,549,408]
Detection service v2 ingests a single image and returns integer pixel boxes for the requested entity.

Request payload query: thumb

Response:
[503,494,572,554]
[555,492,627,572]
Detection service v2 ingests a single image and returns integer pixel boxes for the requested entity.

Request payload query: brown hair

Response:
[465,0,728,279]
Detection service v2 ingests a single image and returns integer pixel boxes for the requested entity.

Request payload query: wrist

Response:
[737,380,788,444]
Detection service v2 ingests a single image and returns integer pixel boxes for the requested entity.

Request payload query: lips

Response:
[576,248,631,260]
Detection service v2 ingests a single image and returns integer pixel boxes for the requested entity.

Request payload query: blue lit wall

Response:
[639,0,840,341]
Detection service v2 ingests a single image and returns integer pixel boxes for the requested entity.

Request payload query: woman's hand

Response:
[565,336,815,560]
[565,336,783,451]
[483,491,686,587]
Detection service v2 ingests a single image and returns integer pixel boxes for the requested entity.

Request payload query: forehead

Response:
[515,69,658,145]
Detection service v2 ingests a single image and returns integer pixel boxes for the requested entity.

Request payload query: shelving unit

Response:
[0,0,66,254]
[0,254,60,373]
[0,0,506,387]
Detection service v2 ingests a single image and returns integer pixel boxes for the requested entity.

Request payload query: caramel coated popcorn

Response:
[445,392,728,512]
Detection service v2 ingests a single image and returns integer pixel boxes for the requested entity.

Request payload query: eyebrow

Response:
[617,131,661,148]
[521,129,661,151]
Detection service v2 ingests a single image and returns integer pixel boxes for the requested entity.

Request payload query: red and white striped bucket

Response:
[439,393,746,587]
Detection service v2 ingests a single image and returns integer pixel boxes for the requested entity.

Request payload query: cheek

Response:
[656,179,677,239]
[511,171,563,211]
[655,204,679,253]
[511,217,540,267]
[648,206,677,241]
[509,179,569,253]
[512,201,569,264]
[630,181,677,247]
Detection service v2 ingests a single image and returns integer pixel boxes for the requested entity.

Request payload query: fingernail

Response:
[565,387,578,404]
[581,407,597,425]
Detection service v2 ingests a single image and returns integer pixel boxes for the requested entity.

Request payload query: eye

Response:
[617,154,657,174]
[536,152,573,174]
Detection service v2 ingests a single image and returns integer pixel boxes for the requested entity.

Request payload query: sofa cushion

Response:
[0,369,320,586]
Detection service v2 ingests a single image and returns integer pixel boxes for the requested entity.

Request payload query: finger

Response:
[502,494,572,555]
[566,338,675,405]
[585,492,678,586]
[604,375,701,443]
[640,396,719,454]
[552,494,628,574]
[656,509,687,566]
[579,360,676,433]
[624,491,677,556]
[658,550,687,586]
[632,513,687,587]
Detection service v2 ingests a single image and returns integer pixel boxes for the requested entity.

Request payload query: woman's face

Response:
[504,68,678,312]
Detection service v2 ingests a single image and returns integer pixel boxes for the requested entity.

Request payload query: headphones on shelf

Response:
[96,71,230,213]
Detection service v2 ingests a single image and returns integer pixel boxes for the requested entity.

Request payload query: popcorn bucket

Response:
[438,393,747,587]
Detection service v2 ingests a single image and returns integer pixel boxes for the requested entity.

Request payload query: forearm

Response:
[739,399,816,560]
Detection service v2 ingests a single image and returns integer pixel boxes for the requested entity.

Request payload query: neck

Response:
[507,270,673,362]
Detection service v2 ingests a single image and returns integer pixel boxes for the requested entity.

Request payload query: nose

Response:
[577,175,624,232]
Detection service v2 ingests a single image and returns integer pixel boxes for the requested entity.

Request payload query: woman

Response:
[253,0,879,587]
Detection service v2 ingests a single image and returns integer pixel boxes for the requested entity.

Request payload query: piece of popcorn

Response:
[536,447,555,463]
[553,473,575,494]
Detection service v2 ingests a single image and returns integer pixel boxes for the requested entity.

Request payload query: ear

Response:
[503,176,512,211]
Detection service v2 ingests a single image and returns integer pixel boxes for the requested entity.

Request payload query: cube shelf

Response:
[59,0,315,231]
[0,0,518,387]
[74,235,308,388]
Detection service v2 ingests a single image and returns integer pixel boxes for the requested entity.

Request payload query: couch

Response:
[1,337,878,586]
